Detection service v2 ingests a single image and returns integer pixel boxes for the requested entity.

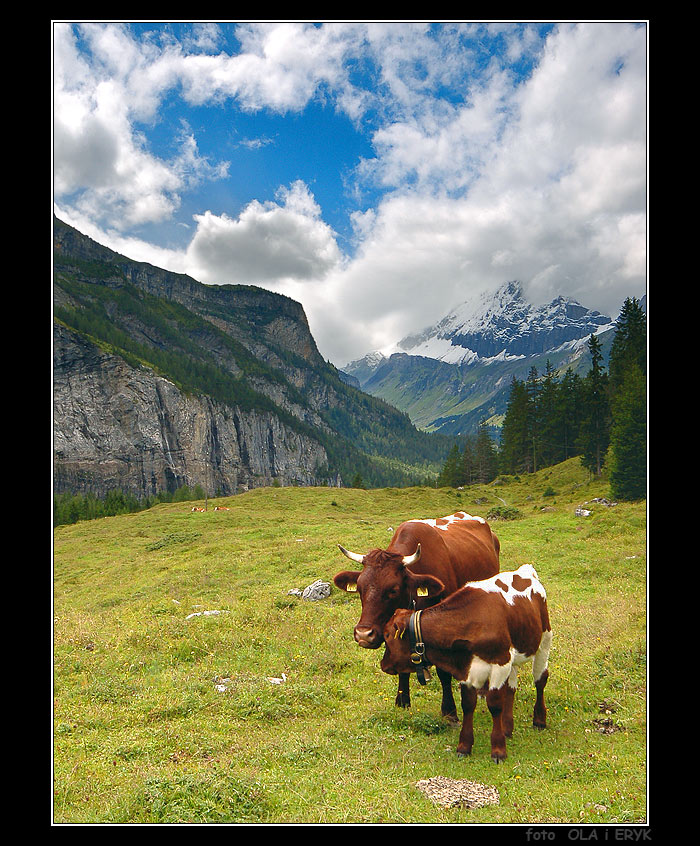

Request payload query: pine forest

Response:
[437,297,647,501]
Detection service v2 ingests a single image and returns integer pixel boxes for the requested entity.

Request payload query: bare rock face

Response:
[53,323,329,498]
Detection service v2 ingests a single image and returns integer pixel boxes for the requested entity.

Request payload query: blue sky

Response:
[53,21,647,366]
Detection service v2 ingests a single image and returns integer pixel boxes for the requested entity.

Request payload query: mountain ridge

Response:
[53,218,450,498]
[343,281,643,437]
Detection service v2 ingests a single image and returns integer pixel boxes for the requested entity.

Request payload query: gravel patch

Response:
[415,777,500,809]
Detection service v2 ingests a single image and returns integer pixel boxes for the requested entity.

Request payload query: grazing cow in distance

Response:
[334,512,500,720]
[214,506,230,511]
[380,564,552,762]
[191,506,205,512]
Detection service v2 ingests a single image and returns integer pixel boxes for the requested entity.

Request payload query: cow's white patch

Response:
[507,664,519,690]
[408,512,485,531]
[461,655,512,690]
[463,655,492,689]
[511,647,533,667]
[464,564,546,605]
[533,630,553,681]
[489,660,513,690]
[461,645,540,691]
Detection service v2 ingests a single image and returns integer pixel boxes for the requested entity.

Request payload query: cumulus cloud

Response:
[185,181,342,285]
[53,22,228,230]
[298,23,647,364]
[177,22,357,112]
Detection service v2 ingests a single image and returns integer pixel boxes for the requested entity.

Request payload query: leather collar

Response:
[407,610,431,685]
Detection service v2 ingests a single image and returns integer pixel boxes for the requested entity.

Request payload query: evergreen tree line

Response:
[436,423,499,488]
[54,484,207,527]
[436,298,647,501]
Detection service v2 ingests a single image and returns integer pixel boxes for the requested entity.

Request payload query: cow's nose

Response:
[354,625,381,648]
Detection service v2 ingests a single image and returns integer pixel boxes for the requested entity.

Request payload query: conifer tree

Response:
[556,368,584,461]
[608,297,647,500]
[609,362,646,500]
[500,377,530,474]
[350,472,365,489]
[579,334,610,476]
[609,297,646,393]
[460,436,476,486]
[437,443,461,487]
[474,423,499,484]
[537,360,560,466]
[526,367,541,472]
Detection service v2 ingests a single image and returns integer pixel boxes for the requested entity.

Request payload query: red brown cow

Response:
[380,564,552,762]
[334,512,500,719]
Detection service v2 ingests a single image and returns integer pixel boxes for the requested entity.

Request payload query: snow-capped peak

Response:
[398,280,612,364]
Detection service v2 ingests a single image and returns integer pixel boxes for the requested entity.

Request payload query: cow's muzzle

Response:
[354,625,382,648]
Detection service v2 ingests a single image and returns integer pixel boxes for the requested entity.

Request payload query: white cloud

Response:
[361,69,514,195]
[185,181,342,285]
[53,23,227,230]
[302,23,647,364]
[178,22,357,112]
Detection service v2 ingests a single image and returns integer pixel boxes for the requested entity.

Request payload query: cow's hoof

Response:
[443,712,460,724]
[456,749,472,758]
[533,722,546,730]
[491,753,507,763]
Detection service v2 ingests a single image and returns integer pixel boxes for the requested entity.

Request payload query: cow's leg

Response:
[395,673,411,708]
[437,667,459,722]
[533,669,549,729]
[486,685,508,763]
[532,630,552,730]
[457,683,478,756]
[503,665,518,738]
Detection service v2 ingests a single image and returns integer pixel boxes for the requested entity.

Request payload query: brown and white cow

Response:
[380,564,552,762]
[334,512,500,719]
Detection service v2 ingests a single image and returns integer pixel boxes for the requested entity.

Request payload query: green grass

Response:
[53,459,647,824]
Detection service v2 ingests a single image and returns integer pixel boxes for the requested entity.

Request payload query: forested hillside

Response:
[436,298,647,501]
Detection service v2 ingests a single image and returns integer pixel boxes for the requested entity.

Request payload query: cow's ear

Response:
[406,572,445,599]
[334,571,361,593]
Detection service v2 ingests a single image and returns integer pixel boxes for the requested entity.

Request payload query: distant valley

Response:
[342,281,645,437]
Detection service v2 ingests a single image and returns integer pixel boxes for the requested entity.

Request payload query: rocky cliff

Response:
[53,322,330,497]
[53,218,325,369]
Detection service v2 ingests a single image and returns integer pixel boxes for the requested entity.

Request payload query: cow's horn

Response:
[338,545,365,564]
[402,544,421,566]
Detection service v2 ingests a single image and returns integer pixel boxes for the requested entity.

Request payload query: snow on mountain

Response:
[341,280,620,383]
[339,282,642,437]
[396,281,613,364]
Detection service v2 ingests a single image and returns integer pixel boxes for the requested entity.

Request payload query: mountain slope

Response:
[343,281,631,437]
[53,218,451,497]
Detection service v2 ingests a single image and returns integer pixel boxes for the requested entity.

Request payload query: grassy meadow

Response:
[53,459,647,825]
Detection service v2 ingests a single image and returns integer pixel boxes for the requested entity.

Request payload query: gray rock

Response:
[301,580,331,601]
